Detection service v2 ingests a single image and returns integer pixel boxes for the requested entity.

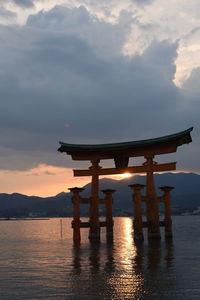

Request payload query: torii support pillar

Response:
[129,184,145,241]
[159,186,174,238]
[145,156,161,240]
[89,160,101,239]
[69,187,84,243]
[102,189,115,237]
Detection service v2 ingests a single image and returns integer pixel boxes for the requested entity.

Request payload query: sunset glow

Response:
[108,172,133,180]
[120,172,133,179]
[0,165,90,197]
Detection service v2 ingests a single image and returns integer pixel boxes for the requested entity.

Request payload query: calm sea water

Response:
[0,216,200,299]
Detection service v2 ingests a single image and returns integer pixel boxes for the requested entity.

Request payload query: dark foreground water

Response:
[0,216,200,299]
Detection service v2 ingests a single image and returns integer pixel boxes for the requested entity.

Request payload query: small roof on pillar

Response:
[58,127,193,161]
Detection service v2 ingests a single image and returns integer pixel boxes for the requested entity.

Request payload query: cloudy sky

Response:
[0,0,199,196]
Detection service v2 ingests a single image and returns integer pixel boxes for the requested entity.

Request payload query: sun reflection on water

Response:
[108,217,144,299]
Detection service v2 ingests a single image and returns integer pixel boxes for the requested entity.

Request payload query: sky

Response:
[0,0,199,196]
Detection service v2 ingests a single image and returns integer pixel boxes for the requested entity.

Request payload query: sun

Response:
[108,172,133,181]
[120,172,132,179]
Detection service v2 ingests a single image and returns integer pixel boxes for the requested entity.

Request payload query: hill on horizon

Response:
[0,172,200,217]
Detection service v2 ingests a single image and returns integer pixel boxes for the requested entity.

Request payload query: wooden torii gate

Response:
[58,127,193,241]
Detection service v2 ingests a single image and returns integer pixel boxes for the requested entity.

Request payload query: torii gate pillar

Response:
[145,155,161,239]
[89,160,101,239]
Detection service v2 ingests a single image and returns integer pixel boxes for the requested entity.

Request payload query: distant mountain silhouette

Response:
[0,173,200,217]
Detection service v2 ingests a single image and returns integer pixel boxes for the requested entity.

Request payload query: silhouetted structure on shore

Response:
[58,127,193,242]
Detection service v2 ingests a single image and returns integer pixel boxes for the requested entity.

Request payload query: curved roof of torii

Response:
[58,127,193,160]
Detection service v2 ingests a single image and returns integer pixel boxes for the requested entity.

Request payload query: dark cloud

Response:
[12,0,35,8]
[26,5,130,59]
[0,5,198,172]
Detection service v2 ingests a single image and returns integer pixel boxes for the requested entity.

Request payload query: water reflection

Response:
[133,240,144,271]
[72,243,81,273]
[165,238,174,268]
[147,240,162,270]
[104,239,115,273]
[70,218,175,299]
[89,240,101,272]
[2,217,199,300]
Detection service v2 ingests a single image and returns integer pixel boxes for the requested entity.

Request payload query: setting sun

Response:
[106,172,133,180]
[120,172,133,179]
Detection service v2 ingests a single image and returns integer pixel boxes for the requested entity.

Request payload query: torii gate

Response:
[58,127,193,241]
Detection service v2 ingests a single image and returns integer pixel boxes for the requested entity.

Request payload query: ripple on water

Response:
[0,217,200,299]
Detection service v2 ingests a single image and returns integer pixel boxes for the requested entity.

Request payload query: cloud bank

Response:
[0,3,199,175]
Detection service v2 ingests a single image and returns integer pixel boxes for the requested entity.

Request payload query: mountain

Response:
[0,172,200,217]
[81,172,200,212]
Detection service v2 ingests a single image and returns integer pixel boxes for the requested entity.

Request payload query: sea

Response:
[0,216,200,299]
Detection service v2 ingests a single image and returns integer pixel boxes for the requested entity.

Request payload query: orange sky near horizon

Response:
[0,164,132,197]
[0,164,194,197]
[0,165,89,197]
